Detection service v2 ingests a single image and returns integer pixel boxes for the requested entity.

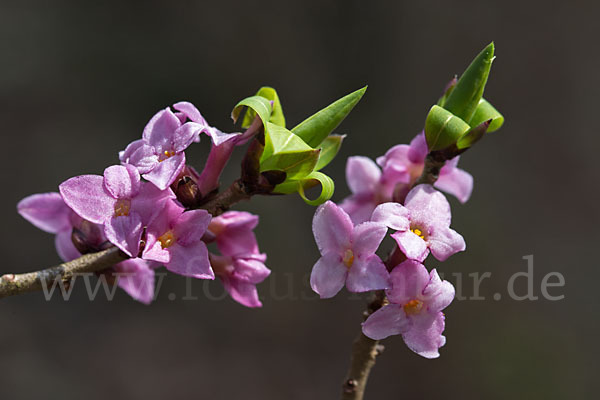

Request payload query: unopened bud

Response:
[175,176,203,208]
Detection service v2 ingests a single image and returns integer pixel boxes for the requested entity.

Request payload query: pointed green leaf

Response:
[260,122,320,179]
[469,98,504,133]
[273,171,335,206]
[444,42,495,122]
[291,86,367,147]
[424,105,471,151]
[242,87,286,128]
[315,134,345,171]
[457,120,491,150]
[231,95,272,129]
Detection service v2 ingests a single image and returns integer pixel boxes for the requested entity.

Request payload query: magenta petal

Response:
[312,201,353,255]
[407,131,428,163]
[173,101,203,123]
[167,242,214,279]
[222,276,263,308]
[128,144,159,174]
[339,194,377,225]
[391,230,429,262]
[172,123,200,152]
[119,139,145,164]
[423,269,455,312]
[55,230,81,262]
[104,213,143,257]
[142,237,171,264]
[404,185,452,227]
[428,226,466,261]
[142,108,181,150]
[435,167,473,204]
[386,260,431,305]
[346,256,390,293]
[346,156,381,195]
[142,153,186,190]
[232,257,271,284]
[173,209,212,247]
[103,164,140,199]
[402,312,446,359]
[370,202,410,231]
[310,252,348,299]
[362,304,410,340]
[18,192,72,233]
[351,222,387,256]
[114,258,155,305]
[59,175,115,224]
[217,229,258,258]
[132,182,175,225]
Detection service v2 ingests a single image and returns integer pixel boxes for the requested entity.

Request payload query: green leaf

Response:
[457,120,491,150]
[424,105,471,151]
[444,42,495,122]
[315,134,345,171]
[273,171,335,206]
[291,86,367,147]
[260,122,320,179]
[469,98,504,133]
[242,87,286,128]
[231,95,272,129]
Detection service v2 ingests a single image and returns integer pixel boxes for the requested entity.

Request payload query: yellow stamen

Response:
[403,299,424,316]
[342,249,355,268]
[411,227,426,240]
[114,199,131,217]
[158,230,176,248]
[159,150,176,162]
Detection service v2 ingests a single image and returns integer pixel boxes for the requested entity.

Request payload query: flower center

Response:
[114,199,131,217]
[411,226,426,240]
[342,249,355,268]
[159,150,176,162]
[158,230,176,248]
[403,299,424,316]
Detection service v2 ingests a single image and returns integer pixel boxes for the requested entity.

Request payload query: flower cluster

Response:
[310,133,467,358]
[18,102,269,306]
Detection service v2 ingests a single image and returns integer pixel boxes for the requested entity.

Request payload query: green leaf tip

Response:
[231,95,272,130]
[443,42,495,123]
[273,171,335,206]
[241,87,286,128]
[292,86,367,148]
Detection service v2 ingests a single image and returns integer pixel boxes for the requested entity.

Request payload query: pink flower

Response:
[208,211,271,308]
[17,192,156,304]
[362,260,454,359]
[142,200,213,279]
[371,185,466,262]
[340,132,473,224]
[59,164,173,257]
[310,201,390,299]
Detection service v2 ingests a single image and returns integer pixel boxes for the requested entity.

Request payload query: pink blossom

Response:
[310,201,390,299]
[362,260,455,359]
[17,192,156,304]
[371,185,466,262]
[59,164,173,257]
[208,211,270,307]
[142,200,213,279]
[340,132,473,224]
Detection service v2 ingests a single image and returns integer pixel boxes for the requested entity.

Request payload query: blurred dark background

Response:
[1,1,597,399]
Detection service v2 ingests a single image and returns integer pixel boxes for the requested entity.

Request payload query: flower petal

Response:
[167,242,214,279]
[131,182,175,225]
[142,236,171,264]
[386,259,431,305]
[407,131,428,163]
[173,123,201,153]
[351,222,387,256]
[173,101,203,123]
[232,256,271,284]
[18,192,72,233]
[104,213,143,257]
[142,108,181,150]
[221,276,263,308]
[405,184,452,228]
[312,201,353,255]
[362,304,410,340]
[59,175,115,224]
[119,139,145,164]
[435,167,473,204]
[114,258,155,305]
[346,156,381,195]
[391,230,429,262]
[173,209,212,247]
[339,194,377,225]
[128,144,159,174]
[142,152,186,191]
[346,256,390,293]
[370,202,410,231]
[423,269,455,312]
[55,230,81,262]
[310,252,348,299]
[103,164,140,199]
[402,312,446,359]
[427,226,465,261]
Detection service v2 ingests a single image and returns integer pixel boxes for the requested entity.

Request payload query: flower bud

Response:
[174,175,203,208]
